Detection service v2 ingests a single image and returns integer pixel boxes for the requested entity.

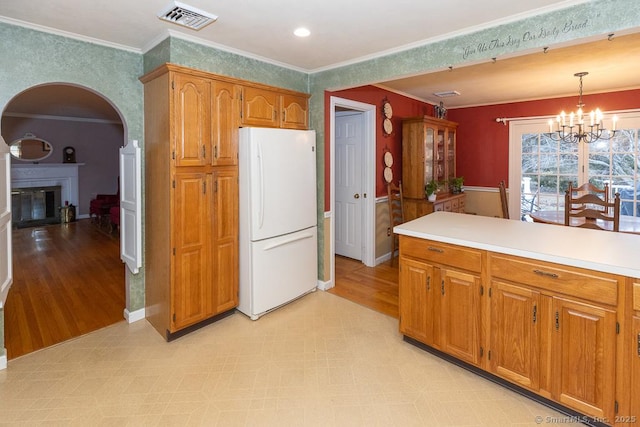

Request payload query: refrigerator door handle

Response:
[263,232,315,251]
[257,142,265,229]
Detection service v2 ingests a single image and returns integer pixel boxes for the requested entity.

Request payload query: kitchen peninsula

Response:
[394,212,640,426]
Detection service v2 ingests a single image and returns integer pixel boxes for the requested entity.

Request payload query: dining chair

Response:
[498,180,509,219]
[564,189,620,231]
[567,182,609,209]
[387,181,404,264]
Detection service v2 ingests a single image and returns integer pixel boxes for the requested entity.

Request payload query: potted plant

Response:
[425,179,439,202]
[449,176,464,194]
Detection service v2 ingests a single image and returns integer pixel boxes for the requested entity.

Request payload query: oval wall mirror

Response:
[9,133,53,162]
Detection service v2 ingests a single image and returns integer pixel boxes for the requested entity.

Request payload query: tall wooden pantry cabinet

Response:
[141,63,310,340]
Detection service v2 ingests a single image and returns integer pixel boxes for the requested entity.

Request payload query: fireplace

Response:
[11,163,82,226]
[12,186,62,227]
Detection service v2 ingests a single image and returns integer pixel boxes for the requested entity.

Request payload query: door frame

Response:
[329,96,376,287]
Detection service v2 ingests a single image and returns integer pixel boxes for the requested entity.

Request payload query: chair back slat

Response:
[564,186,620,232]
[387,181,404,265]
[498,180,509,219]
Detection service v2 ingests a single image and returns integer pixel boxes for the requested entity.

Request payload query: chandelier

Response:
[547,72,618,144]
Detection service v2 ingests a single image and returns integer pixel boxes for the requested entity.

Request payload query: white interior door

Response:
[335,112,363,260]
[119,139,141,274]
[0,137,12,310]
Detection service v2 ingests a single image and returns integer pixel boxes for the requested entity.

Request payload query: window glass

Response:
[512,114,640,219]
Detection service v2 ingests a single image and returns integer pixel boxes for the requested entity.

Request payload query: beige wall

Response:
[462,188,504,218]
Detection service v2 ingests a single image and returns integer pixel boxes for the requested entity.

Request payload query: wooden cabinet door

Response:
[172,172,211,330]
[399,258,437,345]
[490,281,540,391]
[241,86,279,127]
[173,73,211,167]
[401,119,428,199]
[212,81,239,166]
[552,297,616,420]
[440,268,481,365]
[630,315,640,420]
[280,94,308,129]
[211,168,239,314]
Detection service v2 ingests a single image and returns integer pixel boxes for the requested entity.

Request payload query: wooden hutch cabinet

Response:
[141,63,310,340]
[402,116,464,221]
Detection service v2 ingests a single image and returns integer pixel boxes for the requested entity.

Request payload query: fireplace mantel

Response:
[11,163,84,207]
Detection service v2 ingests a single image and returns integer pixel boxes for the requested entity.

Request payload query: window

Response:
[509,112,640,220]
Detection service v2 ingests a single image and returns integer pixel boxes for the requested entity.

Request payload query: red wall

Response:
[324,86,433,209]
[324,86,640,211]
[448,89,640,188]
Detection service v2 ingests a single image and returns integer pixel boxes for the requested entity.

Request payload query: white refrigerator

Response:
[238,127,318,320]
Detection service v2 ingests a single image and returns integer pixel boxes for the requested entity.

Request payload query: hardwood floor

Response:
[5,219,125,360]
[328,255,399,318]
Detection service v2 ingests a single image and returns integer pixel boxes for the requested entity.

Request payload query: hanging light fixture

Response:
[547,72,618,143]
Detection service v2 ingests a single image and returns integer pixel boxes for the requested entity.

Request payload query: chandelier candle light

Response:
[547,72,618,144]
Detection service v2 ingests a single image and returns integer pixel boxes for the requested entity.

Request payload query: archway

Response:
[1,83,126,359]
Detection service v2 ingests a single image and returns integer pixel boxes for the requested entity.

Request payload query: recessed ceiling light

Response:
[294,27,311,37]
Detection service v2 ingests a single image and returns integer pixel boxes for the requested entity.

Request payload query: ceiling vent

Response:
[158,1,218,30]
[433,90,461,98]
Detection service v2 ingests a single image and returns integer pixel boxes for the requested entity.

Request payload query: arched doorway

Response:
[1,83,126,359]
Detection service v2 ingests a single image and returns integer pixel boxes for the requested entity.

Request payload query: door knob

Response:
[354,193,360,199]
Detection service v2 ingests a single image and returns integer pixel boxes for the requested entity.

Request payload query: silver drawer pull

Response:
[428,247,444,253]
[533,269,559,279]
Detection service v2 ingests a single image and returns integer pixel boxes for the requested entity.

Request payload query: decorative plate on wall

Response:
[384,151,393,167]
[383,166,393,183]
[382,98,393,136]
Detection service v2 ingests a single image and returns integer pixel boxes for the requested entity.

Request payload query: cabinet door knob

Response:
[353,193,360,199]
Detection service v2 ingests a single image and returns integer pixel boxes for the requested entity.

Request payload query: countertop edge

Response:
[395,212,640,279]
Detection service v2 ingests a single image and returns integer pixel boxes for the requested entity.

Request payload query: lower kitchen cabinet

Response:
[399,237,482,366]
[552,297,617,419]
[173,172,212,330]
[630,315,640,420]
[399,236,629,425]
[171,169,239,332]
[627,281,640,421]
[489,280,540,391]
[440,268,481,365]
[399,258,435,345]
[146,168,238,339]
[210,168,239,314]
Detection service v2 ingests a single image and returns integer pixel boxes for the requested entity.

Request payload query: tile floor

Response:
[0,291,564,426]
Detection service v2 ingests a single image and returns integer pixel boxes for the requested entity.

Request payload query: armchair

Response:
[89,180,119,224]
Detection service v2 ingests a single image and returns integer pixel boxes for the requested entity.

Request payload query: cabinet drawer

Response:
[489,254,618,306]
[451,198,459,210]
[633,281,640,311]
[400,236,482,272]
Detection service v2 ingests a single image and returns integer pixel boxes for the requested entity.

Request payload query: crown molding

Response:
[0,15,141,53]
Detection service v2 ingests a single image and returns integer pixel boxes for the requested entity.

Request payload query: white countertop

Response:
[394,212,640,278]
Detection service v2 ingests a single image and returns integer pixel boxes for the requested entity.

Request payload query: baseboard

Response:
[124,307,145,323]
[0,351,7,370]
[403,336,609,427]
[376,252,393,265]
[317,279,333,291]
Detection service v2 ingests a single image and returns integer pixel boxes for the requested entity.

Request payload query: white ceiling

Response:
[1,0,639,115]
